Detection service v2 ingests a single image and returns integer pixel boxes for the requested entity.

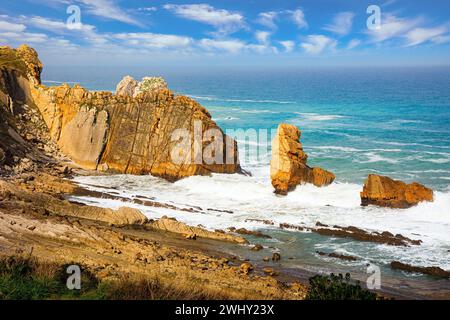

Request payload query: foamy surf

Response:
[70,170,450,270]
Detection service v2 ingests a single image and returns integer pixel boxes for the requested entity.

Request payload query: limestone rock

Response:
[270,123,335,194]
[116,76,168,98]
[2,45,240,181]
[31,83,240,180]
[110,207,148,226]
[115,75,138,97]
[0,179,147,226]
[360,174,433,208]
[134,77,168,96]
[1,46,55,172]
[15,44,42,84]
[0,147,5,164]
[240,262,254,275]
[149,216,248,244]
[58,105,109,169]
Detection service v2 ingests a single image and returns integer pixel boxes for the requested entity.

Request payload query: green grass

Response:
[0,255,226,300]
[305,273,379,300]
[0,256,103,300]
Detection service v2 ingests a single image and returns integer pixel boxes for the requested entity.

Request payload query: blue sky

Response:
[1,0,450,67]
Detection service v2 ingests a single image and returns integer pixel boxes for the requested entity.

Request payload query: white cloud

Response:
[76,0,141,26]
[368,14,422,43]
[279,40,295,53]
[247,44,276,54]
[257,9,307,29]
[432,34,450,44]
[26,16,109,45]
[114,33,193,49]
[0,20,26,32]
[289,9,308,29]
[405,26,448,46]
[198,38,246,53]
[42,0,141,26]
[255,31,271,45]
[138,7,157,12]
[29,16,95,33]
[347,39,361,50]
[301,35,337,54]
[1,31,48,43]
[256,11,278,29]
[164,4,245,34]
[324,12,355,36]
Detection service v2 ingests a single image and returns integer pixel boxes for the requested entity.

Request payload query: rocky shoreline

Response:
[0,169,307,299]
[1,44,448,300]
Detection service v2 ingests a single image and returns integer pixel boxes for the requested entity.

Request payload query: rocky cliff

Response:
[360,174,434,208]
[1,45,241,180]
[270,123,335,194]
[0,45,59,175]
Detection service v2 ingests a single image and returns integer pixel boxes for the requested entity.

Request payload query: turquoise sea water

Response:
[44,66,450,297]
[44,66,450,190]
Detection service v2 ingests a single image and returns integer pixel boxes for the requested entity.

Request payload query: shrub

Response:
[305,273,378,300]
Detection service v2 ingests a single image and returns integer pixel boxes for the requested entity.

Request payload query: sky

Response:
[1,0,450,67]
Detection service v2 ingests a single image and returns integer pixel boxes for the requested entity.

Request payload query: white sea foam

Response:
[188,95,294,104]
[213,116,240,121]
[71,164,450,269]
[294,112,345,121]
[309,146,403,153]
[355,152,399,164]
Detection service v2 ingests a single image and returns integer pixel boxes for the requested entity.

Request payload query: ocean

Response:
[42,66,450,297]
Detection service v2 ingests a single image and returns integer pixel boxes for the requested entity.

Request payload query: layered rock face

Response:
[0,45,58,174]
[23,55,240,179]
[270,124,335,194]
[360,174,434,208]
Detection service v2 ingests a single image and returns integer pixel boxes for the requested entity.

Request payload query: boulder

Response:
[134,76,168,96]
[115,76,168,98]
[240,262,254,275]
[115,75,138,97]
[270,123,335,194]
[360,174,433,208]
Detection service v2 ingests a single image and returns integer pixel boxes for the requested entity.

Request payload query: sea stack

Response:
[360,174,434,208]
[270,123,335,195]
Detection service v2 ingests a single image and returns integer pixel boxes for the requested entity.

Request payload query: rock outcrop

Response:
[1,45,59,175]
[115,75,168,97]
[0,179,147,226]
[0,45,240,181]
[360,174,434,208]
[115,75,138,97]
[148,216,248,244]
[270,124,335,194]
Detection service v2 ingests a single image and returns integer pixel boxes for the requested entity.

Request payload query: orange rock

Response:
[25,51,240,180]
[270,124,335,194]
[360,174,433,208]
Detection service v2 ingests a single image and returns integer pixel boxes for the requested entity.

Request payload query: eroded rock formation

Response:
[1,45,59,174]
[270,123,335,194]
[1,45,240,180]
[116,75,168,97]
[360,174,433,208]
